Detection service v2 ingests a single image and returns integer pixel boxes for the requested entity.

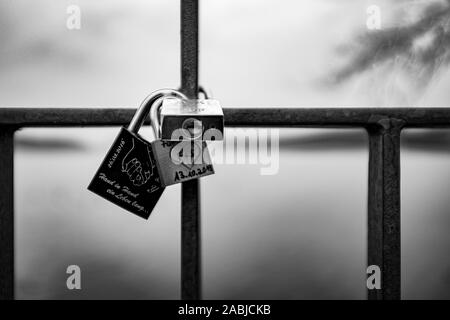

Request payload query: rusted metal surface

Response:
[180,0,201,300]
[0,129,15,300]
[1,107,450,128]
[367,119,404,300]
[2,106,450,300]
[224,108,450,128]
[181,179,201,300]
[181,0,198,98]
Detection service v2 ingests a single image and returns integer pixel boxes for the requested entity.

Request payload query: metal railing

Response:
[1,0,450,300]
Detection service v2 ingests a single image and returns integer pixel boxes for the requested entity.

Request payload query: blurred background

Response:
[1,0,450,299]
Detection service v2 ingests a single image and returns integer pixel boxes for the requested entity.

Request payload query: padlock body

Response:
[88,127,164,219]
[160,98,224,141]
[153,140,215,186]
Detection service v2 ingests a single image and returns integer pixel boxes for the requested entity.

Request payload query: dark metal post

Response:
[180,0,201,300]
[0,128,15,300]
[367,118,403,300]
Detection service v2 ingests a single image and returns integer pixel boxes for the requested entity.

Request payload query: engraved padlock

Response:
[159,88,224,141]
[88,89,215,219]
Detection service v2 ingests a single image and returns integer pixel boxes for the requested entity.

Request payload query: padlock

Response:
[88,89,215,219]
[158,89,224,141]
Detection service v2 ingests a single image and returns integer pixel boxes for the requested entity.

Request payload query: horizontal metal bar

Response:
[1,107,450,128]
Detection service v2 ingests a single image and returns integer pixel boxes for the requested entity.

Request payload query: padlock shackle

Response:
[128,89,187,135]
[198,86,210,100]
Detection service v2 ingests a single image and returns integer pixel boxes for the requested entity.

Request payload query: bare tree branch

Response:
[334,1,450,85]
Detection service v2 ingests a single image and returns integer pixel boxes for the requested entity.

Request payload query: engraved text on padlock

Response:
[154,140,214,186]
[88,128,164,219]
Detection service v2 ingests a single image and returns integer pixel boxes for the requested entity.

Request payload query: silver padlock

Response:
[129,90,215,187]
[88,89,215,219]
[158,89,224,141]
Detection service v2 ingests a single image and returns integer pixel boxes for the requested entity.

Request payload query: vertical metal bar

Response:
[367,119,403,300]
[0,128,15,300]
[180,0,201,300]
